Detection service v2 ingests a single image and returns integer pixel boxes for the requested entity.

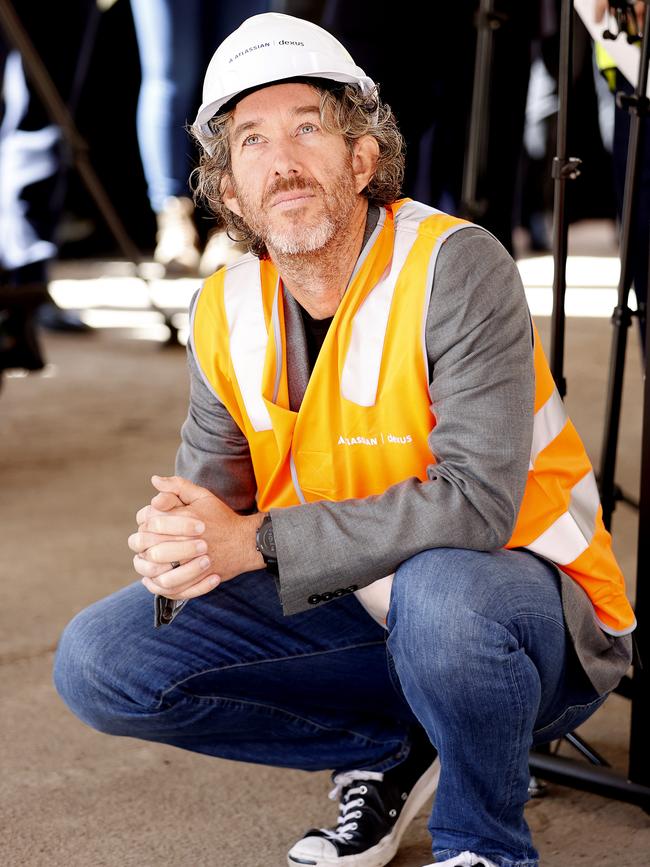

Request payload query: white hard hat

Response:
[194,12,376,136]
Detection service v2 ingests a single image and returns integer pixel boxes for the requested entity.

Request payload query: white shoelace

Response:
[319,770,384,844]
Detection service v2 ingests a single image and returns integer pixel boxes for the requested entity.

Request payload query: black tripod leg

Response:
[549,0,581,399]
[598,4,650,529]
[461,0,496,222]
[630,248,650,788]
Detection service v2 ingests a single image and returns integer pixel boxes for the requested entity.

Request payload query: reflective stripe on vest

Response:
[192,199,636,636]
[340,201,464,406]
[223,262,277,432]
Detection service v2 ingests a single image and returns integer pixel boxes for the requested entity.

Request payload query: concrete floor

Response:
[1,230,649,866]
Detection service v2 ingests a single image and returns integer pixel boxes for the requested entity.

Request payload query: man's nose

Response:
[270,136,303,177]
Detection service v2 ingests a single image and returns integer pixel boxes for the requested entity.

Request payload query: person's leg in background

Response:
[387,547,611,867]
[195,0,271,277]
[0,50,59,285]
[129,0,203,274]
[0,44,52,373]
[0,0,92,377]
[129,0,272,276]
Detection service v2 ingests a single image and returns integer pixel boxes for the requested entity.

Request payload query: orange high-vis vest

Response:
[192,199,636,636]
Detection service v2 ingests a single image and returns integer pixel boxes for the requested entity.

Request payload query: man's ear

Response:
[220,174,243,217]
[351,135,380,194]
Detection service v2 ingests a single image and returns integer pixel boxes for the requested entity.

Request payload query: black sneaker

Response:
[287,729,439,867]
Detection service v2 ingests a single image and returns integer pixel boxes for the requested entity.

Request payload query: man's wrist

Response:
[245,513,267,572]
[254,512,279,575]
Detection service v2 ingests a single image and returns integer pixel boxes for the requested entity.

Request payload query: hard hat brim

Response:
[194,71,376,138]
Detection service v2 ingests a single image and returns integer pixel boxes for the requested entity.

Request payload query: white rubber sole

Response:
[287,758,441,867]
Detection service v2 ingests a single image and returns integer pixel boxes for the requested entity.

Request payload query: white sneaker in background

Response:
[154,196,201,276]
[199,229,247,276]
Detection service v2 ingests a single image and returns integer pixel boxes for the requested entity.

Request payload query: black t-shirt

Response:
[299,304,334,372]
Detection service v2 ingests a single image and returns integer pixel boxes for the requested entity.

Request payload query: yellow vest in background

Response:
[193,199,636,636]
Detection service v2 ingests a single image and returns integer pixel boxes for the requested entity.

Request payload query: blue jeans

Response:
[129,0,269,213]
[53,548,607,867]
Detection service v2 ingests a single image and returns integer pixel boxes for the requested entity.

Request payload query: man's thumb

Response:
[151,475,210,505]
[150,491,184,511]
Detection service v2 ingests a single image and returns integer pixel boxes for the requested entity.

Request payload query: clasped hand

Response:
[128,475,263,601]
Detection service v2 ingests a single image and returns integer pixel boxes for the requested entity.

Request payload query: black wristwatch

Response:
[255,514,279,575]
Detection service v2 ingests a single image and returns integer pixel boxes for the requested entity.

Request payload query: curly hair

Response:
[189,81,405,259]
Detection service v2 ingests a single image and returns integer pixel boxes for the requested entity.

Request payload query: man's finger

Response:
[151,474,211,506]
[134,554,208,586]
[148,555,214,593]
[128,531,191,554]
[141,572,221,601]
[136,503,189,526]
[141,538,208,565]
[139,513,205,537]
[133,554,170,580]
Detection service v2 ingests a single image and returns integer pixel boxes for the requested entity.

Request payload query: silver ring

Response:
[170,560,181,569]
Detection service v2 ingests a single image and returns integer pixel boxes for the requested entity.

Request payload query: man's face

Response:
[223,83,363,255]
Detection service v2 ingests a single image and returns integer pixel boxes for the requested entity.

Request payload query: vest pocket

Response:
[294,450,336,499]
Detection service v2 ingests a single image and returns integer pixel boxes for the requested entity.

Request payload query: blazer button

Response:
[320,592,333,601]
[308,594,322,605]
[333,588,346,597]
[346,585,358,592]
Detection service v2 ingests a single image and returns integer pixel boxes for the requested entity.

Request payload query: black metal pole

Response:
[549,0,582,399]
[528,752,650,810]
[598,2,650,528]
[629,222,650,787]
[461,0,496,222]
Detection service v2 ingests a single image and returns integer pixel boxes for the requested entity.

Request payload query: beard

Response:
[232,157,358,256]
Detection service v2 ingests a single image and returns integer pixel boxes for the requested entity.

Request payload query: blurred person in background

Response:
[0,0,92,375]
[129,0,270,276]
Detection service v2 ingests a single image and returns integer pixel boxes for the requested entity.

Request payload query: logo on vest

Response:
[386,433,413,444]
[337,433,413,447]
[338,435,378,447]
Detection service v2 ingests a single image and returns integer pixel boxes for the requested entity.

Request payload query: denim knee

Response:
[387,547,565,689]
[53,601,141,735]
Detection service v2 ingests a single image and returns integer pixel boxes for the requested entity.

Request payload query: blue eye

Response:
[243,134,261,146]
[298,123,317,134]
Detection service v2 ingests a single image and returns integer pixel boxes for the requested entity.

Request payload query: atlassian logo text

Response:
[337,433,413,446]
[338,435,378,446]
[228,42,271,62]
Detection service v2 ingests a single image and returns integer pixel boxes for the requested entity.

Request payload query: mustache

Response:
[263,177,320,206]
